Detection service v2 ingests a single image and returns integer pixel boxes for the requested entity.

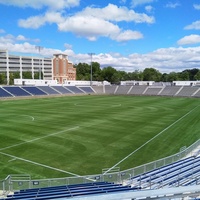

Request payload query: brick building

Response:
[0,50,76,85]
[53,53,76,84]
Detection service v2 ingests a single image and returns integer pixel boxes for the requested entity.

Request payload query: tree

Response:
[75,63,91,80]
[143,68,162,81]
[9,72,20,85]
[101,66,119,83]
[178,71,189,81]
[194,70,200,80]
[91,62,103,81]
[22,71,32,79]
[0,73,6,84]
[167,72,178,82]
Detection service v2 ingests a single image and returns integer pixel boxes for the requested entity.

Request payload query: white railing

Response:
[1,139,199,193]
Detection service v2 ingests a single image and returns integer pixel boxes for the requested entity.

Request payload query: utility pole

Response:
[88,53,95,86]
[35,46,43,80]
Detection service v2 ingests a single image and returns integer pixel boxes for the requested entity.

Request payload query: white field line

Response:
[8,158,16,162]
[103,105,200,175]
[0,151,81,177]
[74,103,121,107]
[21,115,35,121]
[0,126,79,151]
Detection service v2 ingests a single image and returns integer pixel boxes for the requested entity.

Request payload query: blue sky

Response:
[0,0,200,73]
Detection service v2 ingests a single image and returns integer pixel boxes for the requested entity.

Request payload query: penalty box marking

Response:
[0,126,79,151]
[103,105,200,175]
[0,151,81,177]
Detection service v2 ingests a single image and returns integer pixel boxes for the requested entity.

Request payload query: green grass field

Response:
[0,95,199,180]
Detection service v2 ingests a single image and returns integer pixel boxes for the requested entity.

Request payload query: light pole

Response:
[35,46,43,80]
[88,53,95,86]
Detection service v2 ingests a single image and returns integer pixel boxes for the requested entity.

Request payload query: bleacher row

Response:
[0,182,138,200]
[0,85,200,98]
[1,156,199,199]
[0,86,94,98]
[129,155,200,190]
[93,85,200,97]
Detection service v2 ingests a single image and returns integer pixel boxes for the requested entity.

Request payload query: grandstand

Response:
[0,84,199,200]
[0,85,200,98]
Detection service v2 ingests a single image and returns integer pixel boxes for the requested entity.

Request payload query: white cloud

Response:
[64,43,73,49]
[131,0,155,7]
[166,2,181,8]
[0,29,5,34]
[18,11,64,29]
[113,30,143,42]
[79,4,155,24]
[0,0,80,10]
[177,35,200,45]
[184,20,200,30]
[16,35,28,41]
[193,4,200,10]
[145,5,154,13]
[18,4,153,42]
[58,15,121,41]
[1,33,200,73]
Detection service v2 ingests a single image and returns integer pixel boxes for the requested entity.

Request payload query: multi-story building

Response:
[53,53,76,84]
[0,50,76,85]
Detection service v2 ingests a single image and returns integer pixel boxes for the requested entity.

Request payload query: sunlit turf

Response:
[0,95,199,179]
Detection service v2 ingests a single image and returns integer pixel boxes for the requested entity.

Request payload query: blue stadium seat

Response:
[0,87,13,97]
[78,86,94,93]
[51,86,72,94]
[2,182,136,200]
[3,86,31,96]
[22,86,47,96]
[65,86,84,94]
[37,86,60,95]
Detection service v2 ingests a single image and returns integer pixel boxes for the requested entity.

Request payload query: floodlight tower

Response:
[35,46,43,80]
[88,53,95,86]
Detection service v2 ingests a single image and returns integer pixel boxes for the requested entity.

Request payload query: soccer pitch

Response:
[0,95,199,180]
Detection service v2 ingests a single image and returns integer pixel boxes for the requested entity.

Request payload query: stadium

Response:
[0,83,200,200]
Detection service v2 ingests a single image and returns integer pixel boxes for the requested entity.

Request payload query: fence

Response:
[0,139,200,194]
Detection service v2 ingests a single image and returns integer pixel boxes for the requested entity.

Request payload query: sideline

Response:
[0,151,81,177]
[0,126,79,151]
[103,105,200,175]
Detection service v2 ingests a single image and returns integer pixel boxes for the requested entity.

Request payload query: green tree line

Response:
[0,72,41,85]
[0,63,199,85]
[75,62,200,84]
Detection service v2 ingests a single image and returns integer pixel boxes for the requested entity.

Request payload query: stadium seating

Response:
[144,87,163,95]
[128,85,147,95]
[65,86,84,94]
[78,86,95,93]
[129,156,200,189]
[115,85,132,95]
[175,86,199,97]
[3,86,31,97]
[0,182,137,200]
[159,86,181,96]
[51,86,73,94]
[37,86,60,95]
[22,87,47,96]
[192,87,200,97]
[0,87,13,97]
[104,85,118,94]
[92,86,104,94]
